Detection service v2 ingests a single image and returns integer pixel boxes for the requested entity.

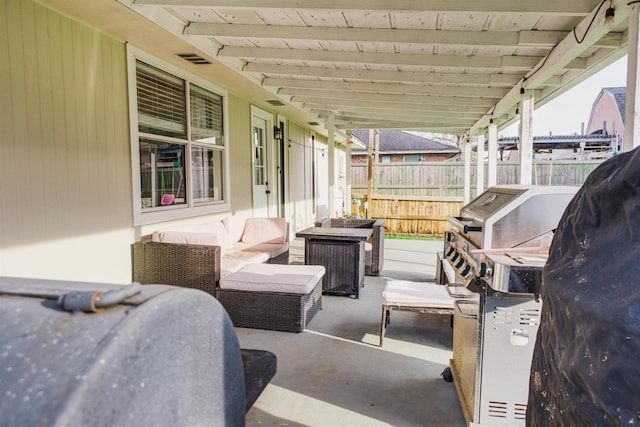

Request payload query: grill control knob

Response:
[479,262,487,277]
[479,262,493,279]
[450,252,459,262]
[455,258,464,269]
[445,247,455,258]
[461,265,471,277]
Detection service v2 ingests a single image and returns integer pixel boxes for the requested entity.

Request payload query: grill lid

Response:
[450,185,579,249]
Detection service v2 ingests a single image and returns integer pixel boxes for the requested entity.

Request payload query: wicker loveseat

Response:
[132,216,289,296]
[314,217,385,276]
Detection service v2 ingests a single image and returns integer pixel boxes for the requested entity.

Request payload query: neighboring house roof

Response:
[497,133,617,150]
[351,129,460,154]
[602,86,626,124]
[587,87,627,134]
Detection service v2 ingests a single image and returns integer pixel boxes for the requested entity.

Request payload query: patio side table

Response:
[295,227,373,298]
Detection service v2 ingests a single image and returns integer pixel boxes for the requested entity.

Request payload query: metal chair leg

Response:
[380,306,389,347]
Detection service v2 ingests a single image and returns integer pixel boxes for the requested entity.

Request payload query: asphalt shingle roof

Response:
[351,129,459,153]
[603,87,626,124]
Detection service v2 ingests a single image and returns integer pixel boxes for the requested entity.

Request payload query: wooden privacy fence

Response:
[351,160,601,198]
[349,195,464,237]
[350,159,602,236]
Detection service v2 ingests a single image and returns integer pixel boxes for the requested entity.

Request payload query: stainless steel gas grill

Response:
[436,185,578,427]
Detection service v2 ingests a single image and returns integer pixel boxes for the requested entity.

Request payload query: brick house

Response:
[350,129,460,164]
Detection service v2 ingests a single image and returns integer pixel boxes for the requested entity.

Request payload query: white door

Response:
[251,107,276,217]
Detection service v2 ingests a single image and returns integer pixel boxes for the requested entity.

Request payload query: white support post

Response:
[345,130,352,216]
[519,91,534,185]
[625,3,640,151]
[327,113,335,217]
[487,122,498,187]
[464,141,472,204]
[476,133,485,196]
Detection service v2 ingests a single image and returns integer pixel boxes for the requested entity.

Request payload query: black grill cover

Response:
[0,278,247,427]
[528,148,640,426]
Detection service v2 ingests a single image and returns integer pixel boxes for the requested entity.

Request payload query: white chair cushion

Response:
[220,263,325,294]
[382,280,454,309]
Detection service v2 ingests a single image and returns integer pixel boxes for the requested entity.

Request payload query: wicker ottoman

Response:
[217,263,325,332]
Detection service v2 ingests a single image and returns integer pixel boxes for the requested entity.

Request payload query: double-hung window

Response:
[129,48,229,225]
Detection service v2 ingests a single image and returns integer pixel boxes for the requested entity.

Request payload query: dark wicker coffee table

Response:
[296,226,373,298]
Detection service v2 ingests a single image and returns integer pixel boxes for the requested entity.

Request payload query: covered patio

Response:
[237,237,463,426]
[3,0,637,285]
[1,1,639,426]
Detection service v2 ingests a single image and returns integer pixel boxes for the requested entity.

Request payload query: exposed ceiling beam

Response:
[335,120,469,131]
[311,108,481,122]
[299,99,489,114]
[263,78,509,97]
[470,0,630,134]
[532,35,628,110]
[135,0,595,15]
[330,115,477,127]
[281,88,500,106]
[520,30,622,48]
[186,23,568,48]
[220,46,544,70]
[245,63,525,86]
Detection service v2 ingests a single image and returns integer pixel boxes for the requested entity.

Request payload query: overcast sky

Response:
[500,55,628,137]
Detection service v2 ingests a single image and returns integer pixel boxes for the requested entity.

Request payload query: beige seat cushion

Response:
[220,251,270,277]
[220,263,325,294]
[382,280,454,309]
[232,242,289,259]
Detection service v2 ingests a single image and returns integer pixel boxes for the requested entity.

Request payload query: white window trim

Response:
[127,45,230,226]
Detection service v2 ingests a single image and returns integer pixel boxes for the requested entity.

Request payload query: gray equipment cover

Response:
[528,147,640,426]
[0,277,246,427]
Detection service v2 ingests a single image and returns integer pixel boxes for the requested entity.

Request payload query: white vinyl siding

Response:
[1,1,133,283]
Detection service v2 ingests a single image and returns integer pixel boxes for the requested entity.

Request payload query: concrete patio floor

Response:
[236,237,467,427]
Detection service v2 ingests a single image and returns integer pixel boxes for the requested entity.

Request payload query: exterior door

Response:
[251,107,276,217]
